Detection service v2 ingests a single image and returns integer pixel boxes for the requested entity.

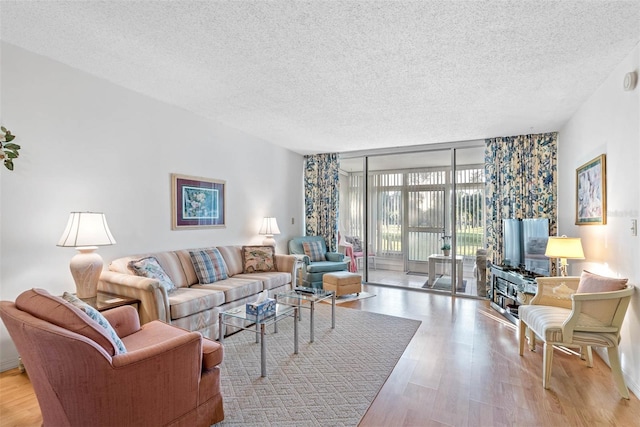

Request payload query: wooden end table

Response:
[80,291,140,312]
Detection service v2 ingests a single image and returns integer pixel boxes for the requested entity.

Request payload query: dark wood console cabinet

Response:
[489,266,538,324]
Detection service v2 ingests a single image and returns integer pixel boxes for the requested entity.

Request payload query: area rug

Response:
[216,304,421,426]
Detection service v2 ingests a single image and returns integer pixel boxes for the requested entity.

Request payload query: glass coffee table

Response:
[218,303,298,377]
[275,287,335,343]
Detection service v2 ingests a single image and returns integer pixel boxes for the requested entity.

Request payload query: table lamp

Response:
[57,212,116,298]
[258,217,280,247]
[545,235,584,277]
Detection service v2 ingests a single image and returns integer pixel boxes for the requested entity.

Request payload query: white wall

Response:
[558,43,640,396]
[0,43,305,371]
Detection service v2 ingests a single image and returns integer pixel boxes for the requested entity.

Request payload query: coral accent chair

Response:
[518,275,634,399]
[338,233,375,272]
[0,288,224,426]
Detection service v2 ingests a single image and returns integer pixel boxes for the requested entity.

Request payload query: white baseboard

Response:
[1,358,20,373]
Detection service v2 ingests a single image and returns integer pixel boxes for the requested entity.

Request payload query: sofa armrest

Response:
[110,331,206,419]
[112,331,202,367]
[531,277,579,308]
[99,271,171,324]
[101,305,141,338]
[325,252,345,262]
[274,254,296,273]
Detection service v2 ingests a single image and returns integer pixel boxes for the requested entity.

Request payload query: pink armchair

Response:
[0,288,224,426]
[338,234,375,272]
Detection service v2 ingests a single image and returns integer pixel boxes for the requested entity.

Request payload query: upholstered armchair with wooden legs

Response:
[0,288,225,426]
[518,274,634,399]
[288,236,348,289]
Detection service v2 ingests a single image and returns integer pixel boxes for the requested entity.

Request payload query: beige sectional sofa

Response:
[98,245,295,339]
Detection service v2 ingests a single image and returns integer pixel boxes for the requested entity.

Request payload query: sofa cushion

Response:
[577,270,628,293]
[128,256,177,293]
[168,287,226,320]
[62,292,127,354]
[242,245,277,273]
[192,277,263,304]
[120,320,223,370]
[303,241,326,262]
[306,261,348,273]
[235,272,291,291]
[15,288,121,357]
[189,248,229,284]
[171,308,220,340]
[519,304,619,344]
[216,246,243,276]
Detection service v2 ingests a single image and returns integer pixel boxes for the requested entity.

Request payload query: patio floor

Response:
[357,257,487,298]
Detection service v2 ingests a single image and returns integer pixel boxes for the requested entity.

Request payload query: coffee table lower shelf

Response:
[218,303,298,377]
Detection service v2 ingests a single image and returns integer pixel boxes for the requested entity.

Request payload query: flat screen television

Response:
[502,219,523,269]
[502,218,550,277]
[522,218,550,276]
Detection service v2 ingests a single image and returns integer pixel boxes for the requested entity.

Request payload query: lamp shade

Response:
[57,212,116,248]
[57,212,116,299]
[545,236,585,259]
[258,217,281,236]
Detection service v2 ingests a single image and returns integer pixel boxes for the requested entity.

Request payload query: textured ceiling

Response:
[1,1,639,155]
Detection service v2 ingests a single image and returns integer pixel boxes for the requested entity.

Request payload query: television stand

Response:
[489,266,538,324]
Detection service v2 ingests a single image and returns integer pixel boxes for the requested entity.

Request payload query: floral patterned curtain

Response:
[485,133,558,265]
[304,153,340,252]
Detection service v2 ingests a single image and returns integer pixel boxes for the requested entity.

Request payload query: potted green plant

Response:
[0,126,20,171]
[441,235,451,256]
[441,243,451,256]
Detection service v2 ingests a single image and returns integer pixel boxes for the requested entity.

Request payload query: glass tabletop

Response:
[220,302,295,324]
[277,287,335,303]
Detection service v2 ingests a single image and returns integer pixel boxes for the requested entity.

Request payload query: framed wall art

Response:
[171,173,226,229]
[575,154,606,225]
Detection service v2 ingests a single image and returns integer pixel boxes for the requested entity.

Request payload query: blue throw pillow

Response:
[128,256,176,293]
[62,292,127,354]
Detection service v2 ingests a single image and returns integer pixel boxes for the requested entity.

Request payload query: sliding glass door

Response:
[339,143,487,298]
[452,146,486,296]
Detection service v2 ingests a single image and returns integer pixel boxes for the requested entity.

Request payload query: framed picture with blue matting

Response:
[172,173,226,229]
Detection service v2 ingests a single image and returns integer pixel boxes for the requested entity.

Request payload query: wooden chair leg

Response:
[580,345,587,360]
[607,346,630,399]
[543,342,553,389]
[527,327,536,351]
[519,320,527,356]
[585,346,593,368]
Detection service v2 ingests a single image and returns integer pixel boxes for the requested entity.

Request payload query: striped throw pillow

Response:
[189,248,229,284]
[302,241,326,262]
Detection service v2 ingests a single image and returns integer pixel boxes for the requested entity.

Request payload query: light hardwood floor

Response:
[1,284,638,426]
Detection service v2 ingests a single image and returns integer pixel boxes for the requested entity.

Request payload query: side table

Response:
[427,254,464,290]
[81,291,140,312]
